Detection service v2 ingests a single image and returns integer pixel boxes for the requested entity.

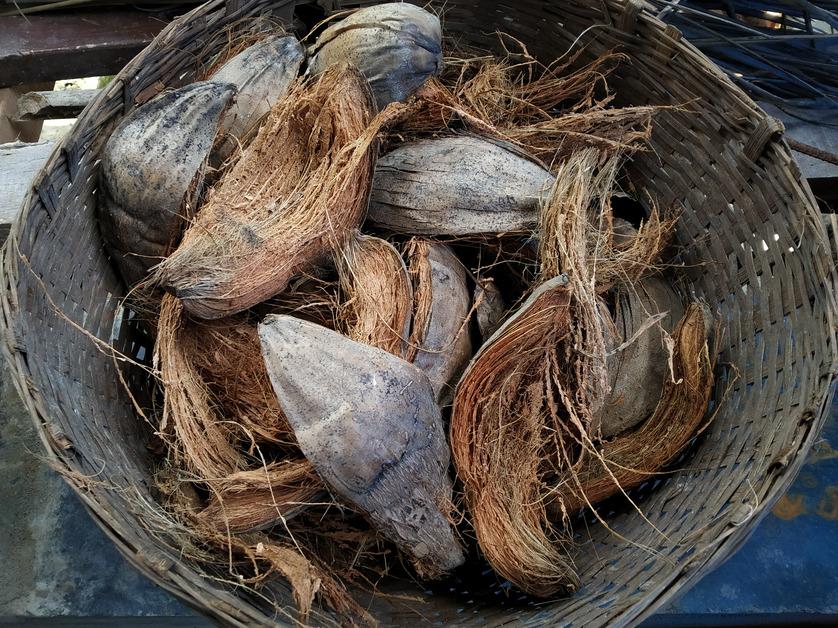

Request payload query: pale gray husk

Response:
[308,3,442,109]
[368,136,555,235]
[412,243,472,405]
[98,81,235,286]
[210,35,305,164]
[258,315,465,578]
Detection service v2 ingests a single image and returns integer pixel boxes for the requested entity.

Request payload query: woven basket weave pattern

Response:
[2,0,836,625]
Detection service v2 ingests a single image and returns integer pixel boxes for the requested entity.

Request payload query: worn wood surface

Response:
[0,10,166,88]
[16,89,100,120]
[0,140,53,239]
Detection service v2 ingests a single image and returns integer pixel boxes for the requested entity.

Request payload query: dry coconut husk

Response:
[405,239,473,404]
[197,459,324,533]
[536,148,678,435]
[369,135,554,235]
[160,479,375,625]
[99,81,236,287]
[337,232,413,358]
[392,47,656,165]
[598,277,686,437]
[152,64,393,319]
[259,315,465,578]
[208,34,305,165]
[156,292,329,532]
[451,276,579,597]
[473,276,506,341]
[547,302,714,517]
[308,2,443,109]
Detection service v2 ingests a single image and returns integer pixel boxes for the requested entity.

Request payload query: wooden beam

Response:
[0,10,167,88]
[0,140,53,241]
[15,89,100,120]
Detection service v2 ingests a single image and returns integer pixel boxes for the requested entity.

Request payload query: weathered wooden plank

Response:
[0,140,53,240]
[15,89,100,120]
[0,10,167,88]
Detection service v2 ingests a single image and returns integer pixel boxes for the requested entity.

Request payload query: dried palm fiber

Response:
[546,302,715,518]
[259,315,465,578]
[197,459,324,533]
[474,277,506,341]
[152,64,396,320]
[337,231,413,357]
[368,135,555,235]
[308,2,443,109]
[99,81,236,287]
[598,277,686,437]
[207,35,305,165]
[450,275,579,597]
[391,45,657,165]
[404,239,472,404]
[158,479,374,626]
[156,293,326,532]
[537,149,677,431]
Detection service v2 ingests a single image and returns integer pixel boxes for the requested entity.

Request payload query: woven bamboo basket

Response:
[2,0,837,625]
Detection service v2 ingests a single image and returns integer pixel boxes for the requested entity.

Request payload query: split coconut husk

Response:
[152,64,389,319]
[405,239,473,404]
[209,34,305,165]
[99,81,236,287]
[473,277,506,341]
[598,277,686,437]
[547,301,714,517]
[369,135,554,235]
[259,315,465,578]
[450,276,579,597]
[308,2,443,109]
[337,232,413,358]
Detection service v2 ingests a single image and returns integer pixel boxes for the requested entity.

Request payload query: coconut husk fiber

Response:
[547,302,715,518]
[451,276,579,597]
[152,64,399,320]
[390,44,657,165]
[156,293,328,531]
[337,231,413,358]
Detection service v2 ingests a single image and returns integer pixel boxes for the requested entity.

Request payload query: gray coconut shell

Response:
[210,35,305,164]
[599,277,686,437]
[258,315,465,577]
[369,136,555,235]
[308,3,442,109]
[98,81,235,286]
[412,243,472,405]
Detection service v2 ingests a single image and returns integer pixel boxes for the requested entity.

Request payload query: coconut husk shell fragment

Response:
[451,276,580,598]
[259,315,465,578]
[369,135,555,235]
[598,277,686,437]
[405,240,473,404]
[99,81,236,286]
[308,2,442,109]
[337,232,413,358]
[474,277,506,341]
[152,64,390,319]
[209,34,305,164]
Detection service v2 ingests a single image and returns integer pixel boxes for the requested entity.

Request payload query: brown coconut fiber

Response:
[152,64,395,319]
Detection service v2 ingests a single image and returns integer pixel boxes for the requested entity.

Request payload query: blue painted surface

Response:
[659,393,838,616]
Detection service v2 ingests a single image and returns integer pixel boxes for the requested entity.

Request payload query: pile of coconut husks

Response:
[99,3,720,623]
